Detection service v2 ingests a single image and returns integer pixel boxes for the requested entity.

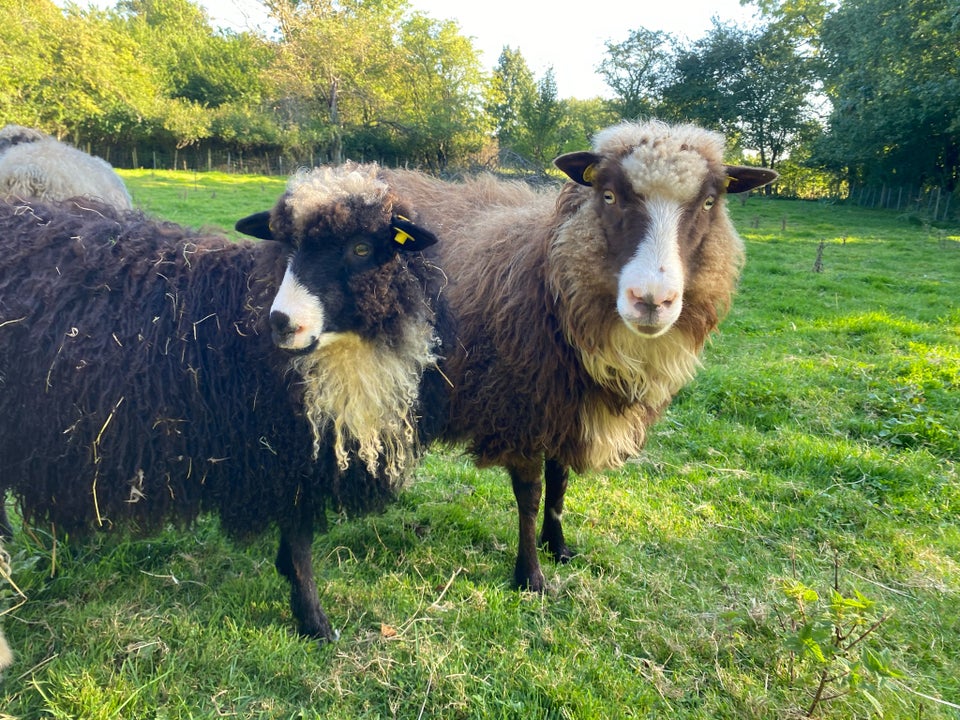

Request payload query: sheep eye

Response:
[703,196,716,210]
[353,242,372,257]
[602,190,616,205]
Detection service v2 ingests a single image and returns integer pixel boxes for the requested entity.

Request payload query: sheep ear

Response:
[235,211,273,240]
[554,151,602,186]
[391,215,438,252]
[724,166,779,194]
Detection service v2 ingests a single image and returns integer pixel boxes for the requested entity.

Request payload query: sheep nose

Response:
[269,309,299,345]
[625,286,678,314]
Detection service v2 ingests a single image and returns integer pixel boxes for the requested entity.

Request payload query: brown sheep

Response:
[379,120,778,590]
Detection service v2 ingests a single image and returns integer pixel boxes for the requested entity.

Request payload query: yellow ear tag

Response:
[393,216,413,245]
[724,176,735,189]
[582,164,598,185]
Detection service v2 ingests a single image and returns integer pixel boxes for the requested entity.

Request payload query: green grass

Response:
[1,176,958,718]
[121,168,287,234]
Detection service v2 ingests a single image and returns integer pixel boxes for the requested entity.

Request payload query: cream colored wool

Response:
[0,125,131,210]
[289,319,439,482]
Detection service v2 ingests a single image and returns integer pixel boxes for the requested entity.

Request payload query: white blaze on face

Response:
[270,260,327,350]
[616,197,685,336]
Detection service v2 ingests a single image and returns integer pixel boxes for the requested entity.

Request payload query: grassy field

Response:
[1,170,958,719]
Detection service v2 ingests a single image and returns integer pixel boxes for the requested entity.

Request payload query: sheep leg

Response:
[0,499,11,540]
[540,457,575,564]
[275,522,335,641]
[509,459,546,592]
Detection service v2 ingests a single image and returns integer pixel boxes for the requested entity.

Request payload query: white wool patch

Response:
[285,164,390,232]
[270,262,326,350]
[0,136,132,209]
[288,319,439,483]
[578,401,648,472]
[616,197,685,333]
[593,121,725,204]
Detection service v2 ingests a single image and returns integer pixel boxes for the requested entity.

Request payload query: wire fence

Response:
[89,143,960,223]
[845,184,955,222]
[94,145,321,176]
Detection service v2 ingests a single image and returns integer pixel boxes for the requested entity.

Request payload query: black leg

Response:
[509,457,545,592]
[540,457,574,563]
[275,519,335,641]
[0,493,12,540]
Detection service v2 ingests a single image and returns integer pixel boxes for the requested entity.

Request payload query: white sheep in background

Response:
[0,124,132,209]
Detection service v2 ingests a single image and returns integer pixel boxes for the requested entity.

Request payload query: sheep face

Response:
[235,168,437,352]
[555,122,777,338]
[269,219,426,351]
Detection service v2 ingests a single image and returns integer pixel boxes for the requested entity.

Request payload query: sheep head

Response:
[235,163,438,352]
[554,121,777,339]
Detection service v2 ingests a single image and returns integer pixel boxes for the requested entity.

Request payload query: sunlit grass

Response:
[119,168,287,234]
[2,181,958,718]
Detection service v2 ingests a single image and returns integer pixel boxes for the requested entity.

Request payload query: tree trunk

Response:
[329,78,342,165]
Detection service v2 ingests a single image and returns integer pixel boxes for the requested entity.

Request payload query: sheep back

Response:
[0,125,132,210]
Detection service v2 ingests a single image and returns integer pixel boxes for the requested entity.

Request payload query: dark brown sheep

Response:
[0,163,443,640]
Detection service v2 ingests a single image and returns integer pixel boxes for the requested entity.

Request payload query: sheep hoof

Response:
[539,531,576,564]
[304,624,340,642]
[513,566,546,594]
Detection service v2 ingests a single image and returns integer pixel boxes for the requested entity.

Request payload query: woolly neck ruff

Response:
[288,318,439,484]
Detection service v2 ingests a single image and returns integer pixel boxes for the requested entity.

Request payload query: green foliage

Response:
[665,20,819,169]
[1,0,495,169]
[389,12,488,170]
[598,28,675,119]
[488,51,616,171]
[3,0,959,187]
[778,563,903,716]
[814,0,960,190]
[486,47,538,151]
[597,19,818,171]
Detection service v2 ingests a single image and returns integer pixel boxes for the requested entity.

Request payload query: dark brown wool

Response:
[0,200,379,533]
[0,195,444,639]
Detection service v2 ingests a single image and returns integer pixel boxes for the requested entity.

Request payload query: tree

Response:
[814,0,960,190]
[661,20,817,168]
[390,13,487,169]
[266,0,409,164]
[485,46,537,151]
[598,27,675,119]
[0,0,162,147]
[115,0,272,151]
[513,68,565,164]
